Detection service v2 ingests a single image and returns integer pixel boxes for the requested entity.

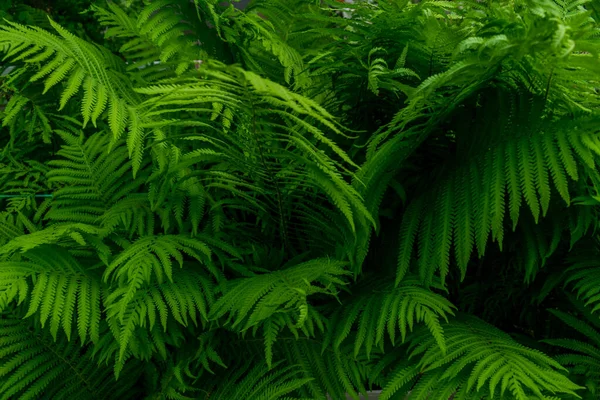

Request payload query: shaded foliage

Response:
[1,0,600,399]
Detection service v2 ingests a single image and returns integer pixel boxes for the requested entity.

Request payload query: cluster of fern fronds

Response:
[1,0,600,399]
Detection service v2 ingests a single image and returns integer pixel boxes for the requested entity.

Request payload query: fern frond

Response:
[210,258,350,331]
[136,64,374,253]
[380,314,583,400]
[564,249,600,313]
[92,1,203,80]
[46,130,149,226]
[326,276,455,358]
[0,223,102,257]
[0,316,141,400]
[396,94,600,285]
[544,298,600,397]
[202,358,312,400]
[0,245,104,343]
[2,0,600,398]
[104,233,237,285]
[277,338,375,400]
[0,19,138,135]
[104,268,214,367]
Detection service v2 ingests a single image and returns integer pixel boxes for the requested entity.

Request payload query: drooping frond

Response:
[0,18,138,137]
[104,233,236,284]
[353,0,600,242]
[564,246,600,313]
[0,223,103,259]
[544,296,600,399]
[0,316,142,400]
[201,358,312,400]
[0,245,104,343]
[104,267,215,369]
[396,93,600,285]
[325,276,455,358]
[379,314,583,400]
[210,258,350,331]
[135,63,374,255]
[220,7,309,88]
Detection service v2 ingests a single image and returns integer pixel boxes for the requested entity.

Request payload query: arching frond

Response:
[325,276,455,358]
[0,19,138,136]
[0,316,142,400]
[544,297,600,399]
[104,267,215,369]
[380,315,583,400]
[564,248,600,313]
[201,358,312,400]
[0,245,104,343]
[104,233,235,284]
[396,93,600,285]
[210,258,350,331]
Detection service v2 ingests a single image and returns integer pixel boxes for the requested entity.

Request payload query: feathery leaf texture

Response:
[0,246,104,344]
[0,19,137,137]
[396,94,600,285]
[0,317,140,400]
[1,0,600,398]
[210,258,350,331]
[326,277,455,358]
[544,299,600,398]
[380,315,584,400]
[564,250,600,314]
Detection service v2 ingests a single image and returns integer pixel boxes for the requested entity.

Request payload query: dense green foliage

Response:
[1,0,600,398]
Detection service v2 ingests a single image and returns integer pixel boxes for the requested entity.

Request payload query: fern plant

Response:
[1,0,600,399]
[544,296,600,399]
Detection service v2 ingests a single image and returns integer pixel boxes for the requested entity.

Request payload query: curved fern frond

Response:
[396,93,600,285]
[380,314,583,400]
[564,249,600,313]
[0,223,103,258]
[544,298,600,398]
[0,18,138,136]
[0,316,141,400]
[326,276,455,359]
[210,258,350,331]
[104,267,215,367]
[201,358,312,400]
[134,64,374,264]
[0,245,104,343]
[104,233,237,285]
